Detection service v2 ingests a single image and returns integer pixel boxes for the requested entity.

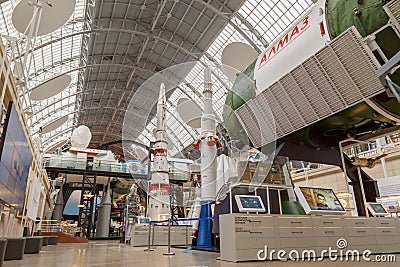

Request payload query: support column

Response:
[96,185,112,237]
[52,184,64,222]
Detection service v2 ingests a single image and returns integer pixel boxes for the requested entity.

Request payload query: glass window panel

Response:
[1,0,315,153]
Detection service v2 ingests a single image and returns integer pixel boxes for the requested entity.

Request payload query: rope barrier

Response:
[143,216,219,254]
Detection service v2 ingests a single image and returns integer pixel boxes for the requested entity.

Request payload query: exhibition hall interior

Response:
[0,0,400,266]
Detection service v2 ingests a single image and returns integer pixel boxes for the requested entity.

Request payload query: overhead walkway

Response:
[44,157,148,180]
[44,156,191,183]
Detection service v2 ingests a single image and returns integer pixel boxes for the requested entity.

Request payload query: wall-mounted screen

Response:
[366,202,389,217]
[0,102,33,210]
[138,217,150,225]
[234,195,266,213]
[295,186,346,215]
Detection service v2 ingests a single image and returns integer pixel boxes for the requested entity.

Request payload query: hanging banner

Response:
[26,175,41,220]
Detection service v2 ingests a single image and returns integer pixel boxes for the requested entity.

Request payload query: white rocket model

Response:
[189,185,202,234]
[147,83,171,221]
[199,69,218,201]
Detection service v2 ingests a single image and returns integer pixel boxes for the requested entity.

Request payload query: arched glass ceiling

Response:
[136,0,314,158]
[0,0,313,155]
[0,0,90,152]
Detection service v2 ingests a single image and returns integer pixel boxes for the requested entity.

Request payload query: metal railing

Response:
[344,141,400,159]
[44,157,148,175]
[35,220,82,237]
[169,171,189,182]
[35,220,62,233]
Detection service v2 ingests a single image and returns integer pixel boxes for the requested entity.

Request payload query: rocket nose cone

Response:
[160,83,165,96]
[159,83,166,101]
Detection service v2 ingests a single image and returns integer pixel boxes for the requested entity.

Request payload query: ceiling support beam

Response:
[191,0,261,53]
[125,0,171,88]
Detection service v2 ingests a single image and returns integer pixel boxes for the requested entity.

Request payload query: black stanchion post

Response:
[185,225,188,247]
[163,218,175,256]
[151,224,155,248]
[144,222,154,252]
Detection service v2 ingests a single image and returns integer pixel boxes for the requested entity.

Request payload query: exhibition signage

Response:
[26,174,41,220]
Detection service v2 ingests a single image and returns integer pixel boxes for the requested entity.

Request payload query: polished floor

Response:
[4,241,399,267]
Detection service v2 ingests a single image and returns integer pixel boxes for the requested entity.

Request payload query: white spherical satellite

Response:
[71,125,92,148]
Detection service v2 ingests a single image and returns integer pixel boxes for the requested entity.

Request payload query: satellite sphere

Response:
[71,125,92,148]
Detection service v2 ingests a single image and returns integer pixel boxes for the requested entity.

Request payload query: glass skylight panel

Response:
[134,21,252,152]
[30,96,76,132]
[43,134,66,152]
[31,82,78,109]
[145,0,315,156]
[42,119,75,149]
[237,0,313,44]
[144,98,197,143]
[27,36,83,87]
[178,83,202,106]
[136,132,151,148]
[0,1,20,38]
[3,0,315,155]
[206,23,253,63]
[0,0,88,150]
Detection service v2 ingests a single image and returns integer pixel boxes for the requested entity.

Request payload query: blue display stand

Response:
[195,200,213,248]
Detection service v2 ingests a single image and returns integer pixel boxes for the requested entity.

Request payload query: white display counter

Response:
[220,214,400,262]
[131,225,190,247]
